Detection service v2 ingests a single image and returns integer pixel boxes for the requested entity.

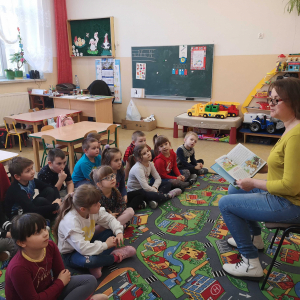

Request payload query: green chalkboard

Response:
[67,17,115,57]
[132,44,214,98]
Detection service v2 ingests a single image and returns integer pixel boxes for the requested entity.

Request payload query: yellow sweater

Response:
[267,123,300,206]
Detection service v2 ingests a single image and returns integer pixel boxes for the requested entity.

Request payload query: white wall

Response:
[66,0,300,57]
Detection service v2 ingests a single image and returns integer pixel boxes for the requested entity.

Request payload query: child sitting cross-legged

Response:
[91,166,134,228]
[5,157,62,221]
[38,148,74,198]
[176,131,208,175]
[127,145,182,210]
[54,184,136,279]
[153,135,197,191]
[5,213,108,300]
[72,137,101,188]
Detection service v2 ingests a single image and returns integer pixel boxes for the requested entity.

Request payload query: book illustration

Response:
[241,155,264,176]
[217,156,238,172]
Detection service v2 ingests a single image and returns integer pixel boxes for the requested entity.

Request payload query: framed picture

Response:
[67,17,115,58]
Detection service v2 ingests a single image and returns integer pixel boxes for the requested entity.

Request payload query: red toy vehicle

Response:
[256,101,270,110]
[216,102,240,117]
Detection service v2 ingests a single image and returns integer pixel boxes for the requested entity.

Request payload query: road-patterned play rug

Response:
[0,174,300,299]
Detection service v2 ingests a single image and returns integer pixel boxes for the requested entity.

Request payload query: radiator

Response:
[0,92,30,127]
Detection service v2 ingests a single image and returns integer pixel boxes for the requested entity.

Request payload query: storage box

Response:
[121,118,157,131]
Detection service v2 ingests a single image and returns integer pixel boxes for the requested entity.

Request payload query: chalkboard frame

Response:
[132,44,214,99]
[67,17,115,58]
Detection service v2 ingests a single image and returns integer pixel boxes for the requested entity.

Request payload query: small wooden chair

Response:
[41,134,69,167]
[99,125,118,149]
[3,117,31,152]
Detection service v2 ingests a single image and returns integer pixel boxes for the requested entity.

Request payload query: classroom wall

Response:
[66,0,300,127]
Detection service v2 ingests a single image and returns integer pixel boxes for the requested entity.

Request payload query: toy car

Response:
[250,114,275,134]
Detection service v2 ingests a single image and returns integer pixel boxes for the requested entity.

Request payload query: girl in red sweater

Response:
[5,213,108,300]
[153,136,197,191]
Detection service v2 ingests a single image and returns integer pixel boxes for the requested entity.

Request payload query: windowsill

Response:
[0,78,46,84]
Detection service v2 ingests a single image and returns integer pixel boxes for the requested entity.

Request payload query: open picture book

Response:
[211,143,266,186]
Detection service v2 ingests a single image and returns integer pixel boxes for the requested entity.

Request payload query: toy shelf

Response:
[244,107,270,113]
[251,96,268,98]
[240,128,282,144]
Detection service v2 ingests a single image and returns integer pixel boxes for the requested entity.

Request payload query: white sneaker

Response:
[222,254,264,281]
[227,235,264,251]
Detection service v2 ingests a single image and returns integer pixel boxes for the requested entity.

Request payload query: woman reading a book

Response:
[219,78,300,281]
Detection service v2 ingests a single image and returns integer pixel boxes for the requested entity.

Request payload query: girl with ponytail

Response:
[54,184,136,279]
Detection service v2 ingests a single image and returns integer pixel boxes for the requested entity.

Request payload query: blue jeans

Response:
[74,180,93,188]
[219,185,300,259]
[62,229,115,269]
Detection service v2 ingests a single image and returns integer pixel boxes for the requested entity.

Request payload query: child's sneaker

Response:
[188,174,198,185]
[138,201,147,210]
[198,168,208,175]
[167,188,182,199]
[111,246,136,263]
[89,266,103,278]
[149,201,158,209]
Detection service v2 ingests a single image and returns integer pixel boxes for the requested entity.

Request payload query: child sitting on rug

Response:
[5,157,61,221]
[54,184,136,279]
[5,213,108,300]
[127,144,182,210]
[38,148,74,198]
[101,147,127,203]
[91,165,134,228]
[72,138,101,188]
[153,135,197,191]
[176,131,208,175]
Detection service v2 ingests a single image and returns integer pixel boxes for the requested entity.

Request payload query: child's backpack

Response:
[0,128,9,149]
[56,114,74,127]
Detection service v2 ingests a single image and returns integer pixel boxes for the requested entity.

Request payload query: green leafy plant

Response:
[285,0,300,15]
[10,27,26,70]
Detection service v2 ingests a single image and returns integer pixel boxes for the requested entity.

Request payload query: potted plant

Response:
[10,27,26,79]
[4,69,15,80]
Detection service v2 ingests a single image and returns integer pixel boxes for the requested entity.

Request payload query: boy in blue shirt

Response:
[72,137,101,187]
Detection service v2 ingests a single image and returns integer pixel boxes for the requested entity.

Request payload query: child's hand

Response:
[177,175,185,181]
[52,198,62,206]
[6,232,11,238]
[58,170,67,181]
[106,236,117,248]
[58,269,71,286]
[123,195,127,203]
[111,212,119,218]
[116,233,124,247]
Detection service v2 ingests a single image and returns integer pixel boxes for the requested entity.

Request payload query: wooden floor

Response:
[3,127,270,180]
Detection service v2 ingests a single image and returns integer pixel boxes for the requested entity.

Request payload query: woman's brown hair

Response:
[53,184,101,243]
[269,77,300,119]
[154,135,170,156]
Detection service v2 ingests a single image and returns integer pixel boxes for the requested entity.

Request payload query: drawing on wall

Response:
[191,46,206,70]
[136,63,146,80]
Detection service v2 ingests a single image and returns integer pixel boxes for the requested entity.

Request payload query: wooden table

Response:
[29,121,120,173]
[174,113,243,144]
[29,93,52,110]
[0,150,18,164]
[52,95,113,123]
[240,128,282,144]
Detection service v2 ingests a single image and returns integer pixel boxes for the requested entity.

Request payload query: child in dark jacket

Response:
[4,157,61,220]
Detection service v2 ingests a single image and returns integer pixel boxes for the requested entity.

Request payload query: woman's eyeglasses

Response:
[267,97,283,106]
[101,174,116,181]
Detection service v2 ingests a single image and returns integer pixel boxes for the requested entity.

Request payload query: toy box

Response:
[121,118,157,131]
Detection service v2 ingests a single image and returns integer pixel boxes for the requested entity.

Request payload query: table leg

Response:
[244,133,247,144]
[32,138,41,172]
[29,95,34,109]
[173,122,178,138]
[116,127,119,148]
[229,127,237,144]
[77,112,81,122]
[68,142,75,174]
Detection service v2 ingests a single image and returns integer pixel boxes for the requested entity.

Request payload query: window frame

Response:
[0,39,8,79]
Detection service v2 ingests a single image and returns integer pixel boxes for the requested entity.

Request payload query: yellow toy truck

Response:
[187,102,228,119]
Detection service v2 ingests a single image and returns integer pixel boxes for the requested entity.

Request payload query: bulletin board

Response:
[132,44,214,99]
[67,17,115,57]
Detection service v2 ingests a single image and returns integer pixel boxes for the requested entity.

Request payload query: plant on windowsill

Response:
[4,69,15,80]
[285,0,300,15]
[10,27,26,79]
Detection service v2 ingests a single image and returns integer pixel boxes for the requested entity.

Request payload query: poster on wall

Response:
[114,59,122,104]
[190,46,206,70]
[136,63,146,80]
[95,58,122,103]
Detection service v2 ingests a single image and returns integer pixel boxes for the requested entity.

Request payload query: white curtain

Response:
[0,0,53,73]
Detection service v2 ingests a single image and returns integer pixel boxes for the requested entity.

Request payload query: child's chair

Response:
[73,130,98,162]
[99,125,118,149]
[3,117,31,152]
[41,134,69,167]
